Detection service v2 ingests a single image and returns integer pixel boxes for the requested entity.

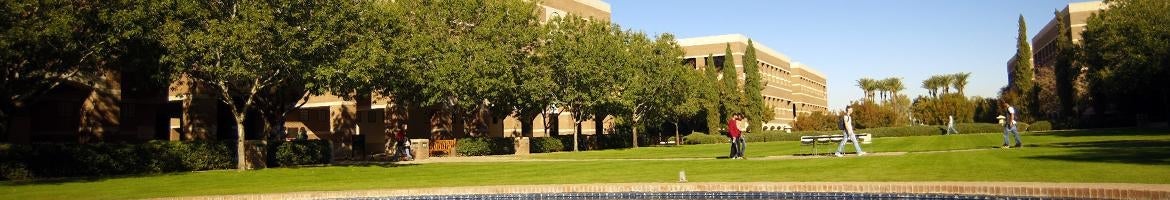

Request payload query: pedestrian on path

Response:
[393,124,413,161]
[1002,102,1022,148]
[946,115,959,135]
[835,106,866,157]
[727,114,744,159]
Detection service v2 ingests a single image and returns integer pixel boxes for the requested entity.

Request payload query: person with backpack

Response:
[835,106,866,157]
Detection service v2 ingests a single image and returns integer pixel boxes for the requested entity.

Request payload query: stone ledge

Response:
[155,182,1170,200]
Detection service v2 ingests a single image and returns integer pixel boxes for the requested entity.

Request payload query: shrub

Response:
[529,137,563,153]
[1028,121,1052,131]
[266,140,331,167]
[682,132,729,145]
[793,111,840,131]
[455,137,513,156]
[0,141,235,181]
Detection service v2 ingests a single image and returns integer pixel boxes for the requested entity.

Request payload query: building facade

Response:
[678,34,829,130]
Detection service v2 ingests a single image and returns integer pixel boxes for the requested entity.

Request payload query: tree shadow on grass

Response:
[0,163,418,187]
[1025,140,1170,166]
[1039,128,1170,137]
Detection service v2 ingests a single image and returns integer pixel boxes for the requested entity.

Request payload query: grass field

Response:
[1,129,1168,200]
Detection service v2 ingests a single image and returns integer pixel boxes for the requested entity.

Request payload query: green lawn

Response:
[2,129,1168,200]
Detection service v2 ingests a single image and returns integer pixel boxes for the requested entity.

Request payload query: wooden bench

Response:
[430,139,457,156]
[799,133,871,155]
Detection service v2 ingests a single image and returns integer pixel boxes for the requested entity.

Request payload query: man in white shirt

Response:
[835,106,866,157]
[946,115,959,135]
[1002,102,1022,148]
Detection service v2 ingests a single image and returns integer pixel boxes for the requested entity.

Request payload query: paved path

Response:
[155,182,1170,200]
[355,147,992,165]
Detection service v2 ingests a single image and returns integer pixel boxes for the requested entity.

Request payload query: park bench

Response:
[799,133,871,155]
[430,139,457,156]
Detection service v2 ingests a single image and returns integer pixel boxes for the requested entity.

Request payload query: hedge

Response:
[552,131,652,151]
[455,137,514,156]
[681,132,729,145]
[1,140,332,181]
[266,140,332,167]
[529,137,563,153]
[1029,121,1052,131]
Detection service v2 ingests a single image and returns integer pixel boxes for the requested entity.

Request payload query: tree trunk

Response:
[573,120,580,152]
[675,119,681,146]
[0,107,8,142]
[520,113,536,137]
[594,114,604,135]
[234,113,247,170]
[631,117,639,148]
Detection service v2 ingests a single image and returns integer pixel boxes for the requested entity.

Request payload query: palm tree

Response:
[938,75,954,94]
[951,73,970,95]
[856,78,877,100]
[922,77,940,98]
[883,77,904,98]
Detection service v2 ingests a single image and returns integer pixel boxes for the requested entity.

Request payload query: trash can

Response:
[410,139,429,160]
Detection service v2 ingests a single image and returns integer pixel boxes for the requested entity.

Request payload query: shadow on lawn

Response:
[1026,140,1170,165]
[1039,128,1170,137]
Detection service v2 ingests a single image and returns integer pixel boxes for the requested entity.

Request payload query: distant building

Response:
[677,34,829,130]
[1007,1,1106,90]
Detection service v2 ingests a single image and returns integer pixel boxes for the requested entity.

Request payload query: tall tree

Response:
[618,33,690,148]
[939,75,955,94]
[1011,15,1035,106]
[546,15,624,151]
[1052,9,1077,119]
[741,40,765,133]
[159,0,365,170]
[0,0,156,140]
[952,73,971,95]
[1082,0,1170,124]
[719,44,742,122]
[856,78,877,100]
[703,54,721,134]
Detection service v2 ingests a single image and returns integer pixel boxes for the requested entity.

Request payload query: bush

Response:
[1029,121,1052,131]
[682,132,729,145]
[266,140,331,167]
[529,137,563,153]
[0,141,235,181]
[793,111,840,131]
[455,137,513,156]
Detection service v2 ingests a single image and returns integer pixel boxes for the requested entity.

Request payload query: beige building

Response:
[678,34,829,130]
[1006,1,1104,100]
[1032,1,1105,72]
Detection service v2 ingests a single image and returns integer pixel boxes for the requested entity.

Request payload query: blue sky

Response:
[608,0,1091,110]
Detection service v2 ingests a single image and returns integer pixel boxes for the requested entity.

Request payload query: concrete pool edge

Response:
[153,182,1170,200]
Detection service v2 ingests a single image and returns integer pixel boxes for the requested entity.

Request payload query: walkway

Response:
[374,148,991,164]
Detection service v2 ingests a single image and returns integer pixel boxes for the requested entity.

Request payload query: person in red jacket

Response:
[727,114,744,159]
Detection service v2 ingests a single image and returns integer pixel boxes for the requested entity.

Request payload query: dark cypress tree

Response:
[742,40,764,133]
[704,54,721,134]
[720,43,742,122]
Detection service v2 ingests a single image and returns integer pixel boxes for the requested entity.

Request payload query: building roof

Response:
[676,34,792,64]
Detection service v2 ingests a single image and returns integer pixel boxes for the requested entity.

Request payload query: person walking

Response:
[734,114,747,159]
[393,124,413,161]
[835,106,866,157]
[727,114,743,159]
[1002,102,1022,148]
[946,115,959,135]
